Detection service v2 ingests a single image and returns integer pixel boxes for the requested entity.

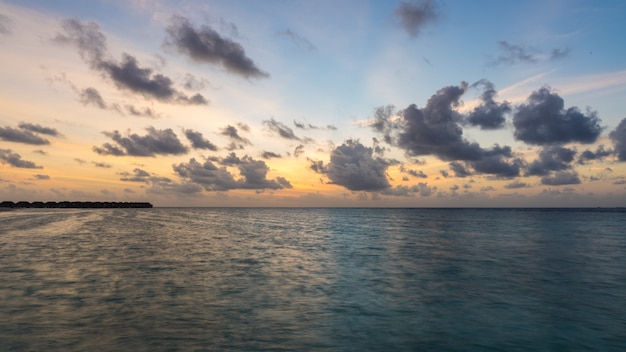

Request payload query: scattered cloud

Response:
[294,121,337,130]
[93,127,189,156]
[277,29,316,51]
[489,41,570,66]
[513,87,603,145]
[173,154,291,191]
[0,149,43,169]
[0,123,60,145]
[184,129,218,151]
[55,18,208,105]
[310,140,391,191]
[609,117,626,161]
[164,15,269,79]
[221,125,252,150]
[526,145,576,176]
[541,171,581,186]
[394,0,440,38]
[466,80,511,130]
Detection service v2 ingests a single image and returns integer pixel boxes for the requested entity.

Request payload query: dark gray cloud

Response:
[277,29,317,52]
[55,18,208,105]
[261,151,281,159]
[404,167,427,178]
[513,87,603,145]
[34,174,50,180]
[372,84,523,178]
[449,161,471,178]
[221,125,252,150]
[120,168,153,183]
[294,120,337,131]
[504,181,530,189]
[18,123,60,137]
[93,127,188,156]
[541,171,581,186]
[263,118,301,140]
[164,15,268,79]
[310,140,391,191]
[184,129,218,151]
[173,154,291,191]
[0,13,13,35]
[0,125,50,145]
[469,145,524,178]
[79,87,107,109]
[578,145,612,164]
[374,83,487,161]
[527,145,576,176]
[466,80,510,130]
[125,105,160,118]
[99,54,208,104]
[0,149,43,169]
[394,0,440,38]
[609,117,626,161]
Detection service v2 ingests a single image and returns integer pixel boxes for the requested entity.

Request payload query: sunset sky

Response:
[1,0,626,207]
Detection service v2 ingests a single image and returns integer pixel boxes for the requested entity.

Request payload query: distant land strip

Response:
[0,201,153,209]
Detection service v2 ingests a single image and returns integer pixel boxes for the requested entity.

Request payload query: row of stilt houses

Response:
[0,201,153,208]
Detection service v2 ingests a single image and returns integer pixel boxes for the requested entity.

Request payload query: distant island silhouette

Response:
[0,201,153,209]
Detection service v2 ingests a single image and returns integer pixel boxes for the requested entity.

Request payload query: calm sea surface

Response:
[1,208,625,351]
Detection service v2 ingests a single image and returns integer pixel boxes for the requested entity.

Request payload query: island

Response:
[0,201,153,208]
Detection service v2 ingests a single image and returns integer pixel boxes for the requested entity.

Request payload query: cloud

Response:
[294,144,305,158]
[294,121,337,131]
[164,15,268,79]
[609,117,626,161]
[541,171,581,185]
[489,41,570,66]
[277,29,316,51]
[311,140,391,191]
[0,13,13,35]
[466,80,511,130]
[55,18,208,105]
[184,129,218,151]
[221,125,252,150]
[0,149,43,169]
[578,145,612,164]
[0,126,49,145]
[99,54,208,104]
[394,0,440,38]
[263,118,302,140]
[526,145,576,176]
[18,123,60,137]
[79,87,107,109]
[120,168,153,182]
[125,105,160,118]
[449,161,471,178]
[504,181,530,189]
[173,155,291,191]
[34,174,50,180]
[513,87,603,145]
[92,162,112,168]
[93,127,189,156]
[261,151,281,159]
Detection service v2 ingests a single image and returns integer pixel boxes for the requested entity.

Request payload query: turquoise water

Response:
[1,208,625,351]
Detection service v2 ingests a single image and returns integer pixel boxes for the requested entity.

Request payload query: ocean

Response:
[0,207,625,351]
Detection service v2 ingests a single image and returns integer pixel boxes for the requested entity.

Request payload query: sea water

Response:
[0,208,625,351]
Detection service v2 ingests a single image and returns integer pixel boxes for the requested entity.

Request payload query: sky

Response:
[1,0,626,207]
